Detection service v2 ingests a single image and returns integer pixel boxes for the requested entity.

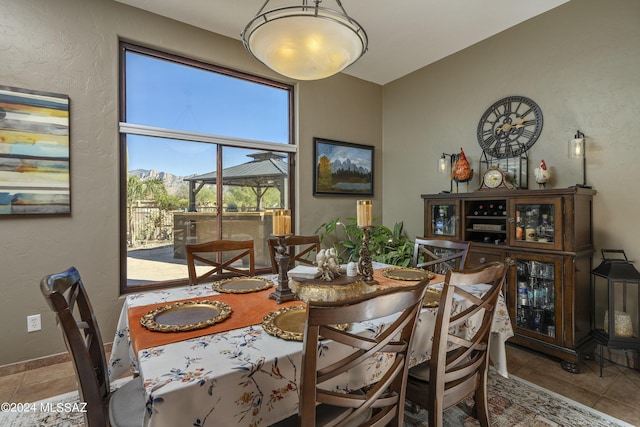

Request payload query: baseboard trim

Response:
[0,342,113,377]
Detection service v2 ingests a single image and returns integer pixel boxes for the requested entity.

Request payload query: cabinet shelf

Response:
[466,229,506,234]
[467,216,506,220]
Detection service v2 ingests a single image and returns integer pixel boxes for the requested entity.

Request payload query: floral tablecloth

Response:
[108,271,513,427]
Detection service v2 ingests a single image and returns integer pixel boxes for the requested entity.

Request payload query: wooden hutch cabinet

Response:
[421,188,596,372]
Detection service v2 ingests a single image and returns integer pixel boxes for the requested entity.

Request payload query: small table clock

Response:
[478,167,514,191]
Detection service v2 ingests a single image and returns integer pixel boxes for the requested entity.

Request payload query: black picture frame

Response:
[313,138,374,196]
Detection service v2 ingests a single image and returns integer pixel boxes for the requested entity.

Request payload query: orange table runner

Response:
[128,287,303,355]
[128,270,444,355]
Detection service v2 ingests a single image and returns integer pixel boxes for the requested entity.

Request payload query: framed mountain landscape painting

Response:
[0,85,70,215]
[313,137,374,196]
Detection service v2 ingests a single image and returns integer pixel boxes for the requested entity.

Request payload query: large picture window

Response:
[119,42,294,293]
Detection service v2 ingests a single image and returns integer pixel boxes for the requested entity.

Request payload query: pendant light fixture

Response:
[241,0,368,81]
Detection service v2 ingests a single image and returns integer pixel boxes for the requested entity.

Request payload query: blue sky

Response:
[125,51,289,176]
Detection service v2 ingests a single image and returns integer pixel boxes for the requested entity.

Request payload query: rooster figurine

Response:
[534,159,551,188]
[452,148,474,192]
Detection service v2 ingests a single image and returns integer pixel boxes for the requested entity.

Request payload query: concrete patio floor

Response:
[127,245,189,285]
[127,244,272,286]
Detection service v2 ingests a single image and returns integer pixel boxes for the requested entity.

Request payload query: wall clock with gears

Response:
[476,95,543,159]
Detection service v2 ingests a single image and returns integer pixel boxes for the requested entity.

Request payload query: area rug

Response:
[405,372,633,427]
[0,373,632,426]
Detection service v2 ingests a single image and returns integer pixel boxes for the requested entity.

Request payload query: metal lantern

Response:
[591,249,640,375]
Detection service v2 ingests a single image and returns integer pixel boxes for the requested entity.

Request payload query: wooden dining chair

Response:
[405,261,509,427]
[40,267,145,427]
[274,279,430,427]
[412,238,470,275]
[268,235,321,273]
[186,239,255,285]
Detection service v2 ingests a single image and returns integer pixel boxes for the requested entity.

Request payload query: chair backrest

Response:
[268,235,321,274]
[427,261,508,425]
[412,238,470,274]
[40,267,110,427]
[186,239,255,285]
[299,279,430,427]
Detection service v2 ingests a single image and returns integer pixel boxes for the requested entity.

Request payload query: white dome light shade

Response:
[242,3,367,81]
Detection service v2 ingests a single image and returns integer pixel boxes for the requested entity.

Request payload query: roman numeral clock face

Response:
[477,96,543,158]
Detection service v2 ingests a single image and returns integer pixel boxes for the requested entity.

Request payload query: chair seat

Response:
[186,239,256,285]
[412,238,470,274]
[272,399,372,427]
[109,376,146,427]
[294,282,428,426]
[268,235,321,274]
[409,357,472,383]
[405,262,508,427]
[408,361,432,382]
[41,266,146,427]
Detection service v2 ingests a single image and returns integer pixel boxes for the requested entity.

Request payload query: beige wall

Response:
[3,0,638,367]
[296,76,383,235]
[383,0,640,263]
[0,0,381,365]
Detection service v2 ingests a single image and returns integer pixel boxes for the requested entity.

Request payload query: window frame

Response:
[118,41,295,294]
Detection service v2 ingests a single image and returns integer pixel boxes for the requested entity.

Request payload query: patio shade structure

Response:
[184,152,288,212]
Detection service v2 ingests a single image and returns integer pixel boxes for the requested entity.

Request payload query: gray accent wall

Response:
[382,0,640,265]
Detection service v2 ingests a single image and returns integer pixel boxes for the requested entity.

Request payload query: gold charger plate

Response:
[212,276,273,294]
[262,306,348,341]
[423,288,442,308]
[140,300,232,333]
[380,267,435,281]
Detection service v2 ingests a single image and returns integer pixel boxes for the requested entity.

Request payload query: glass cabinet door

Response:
[511,254,562,344]
[425,200,459,238]
[509,198,563,250]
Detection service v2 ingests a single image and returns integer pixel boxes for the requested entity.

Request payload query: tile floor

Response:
[506,344,640,426]
[1,344,639,425]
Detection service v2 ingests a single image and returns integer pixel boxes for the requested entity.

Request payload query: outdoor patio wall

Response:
[382,0,640,269]
[0,0,382,366]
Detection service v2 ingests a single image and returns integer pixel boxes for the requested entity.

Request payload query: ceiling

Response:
[115,0,569,85]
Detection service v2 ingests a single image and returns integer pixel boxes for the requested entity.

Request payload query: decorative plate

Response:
[262,306,348,341]
[380,267,435,281]
[212,276,273,294]
[140,300,232,333]
[423,288,443,308]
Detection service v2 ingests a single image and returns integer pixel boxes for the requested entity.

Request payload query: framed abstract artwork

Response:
[313,138,374,196]
[0,85,70,215]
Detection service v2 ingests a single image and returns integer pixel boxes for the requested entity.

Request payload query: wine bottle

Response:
[525,211,537,242]
[515,210,523,240]
[434,208,445,234]
[545,215,555,242]
[537,214,550,242]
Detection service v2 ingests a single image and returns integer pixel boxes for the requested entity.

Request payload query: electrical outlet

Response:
[27,314,41,332]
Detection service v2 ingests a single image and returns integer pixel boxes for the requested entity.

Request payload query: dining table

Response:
[108,264,513,427]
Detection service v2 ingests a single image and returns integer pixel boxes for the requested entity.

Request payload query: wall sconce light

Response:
[568,130,591,188]
[438,153,458,193]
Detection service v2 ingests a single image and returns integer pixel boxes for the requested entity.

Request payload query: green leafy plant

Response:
[314,218,415,267]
